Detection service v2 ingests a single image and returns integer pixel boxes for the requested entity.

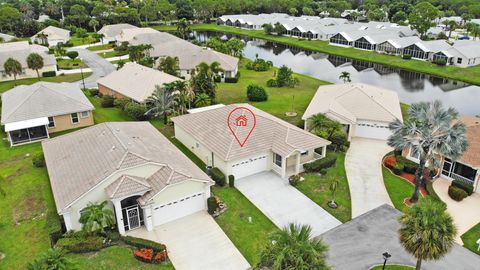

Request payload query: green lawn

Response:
[68,245,174,270]
[0,73,92,93]
[57,58,87,70]
[87,44,114,51]
[295,152,351,223]
[461,222,480,255]
[400,103,410,121]
[154,24,480,86]
[69,33,97,46]
[383,166,416,213]
[370,264,415,270]
[98,51,128,58]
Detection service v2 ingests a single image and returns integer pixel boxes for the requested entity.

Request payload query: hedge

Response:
[101,96,115,108]
[32,153,45,167]
[45,209,63,246]
[448,185,468,201]
[122,236,166,252]
[392,163,404,175]
[303,154,337,173]
[124,102,148,120]
[228,175,235,187]
[452,179,474,195]
[207,197,217,214]
[246,84,268,102]
[56,236,105,253]
[211,167,226,186]
[88,89,99,97]
[42,71,56,77]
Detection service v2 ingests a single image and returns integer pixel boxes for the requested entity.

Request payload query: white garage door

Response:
[152,192,205,226]
[354,122,392,140]
[231,154,268,179]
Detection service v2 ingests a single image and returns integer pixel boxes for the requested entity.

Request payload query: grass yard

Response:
[370,264,415,270]
[217,59,330,126]
[110,59,131,65]
[87,44,114,51]
[382,166,417,213]
[295,152,352,223]
[57,58,87,70]
[69,33,97,46]
[0,73,92,93]
[400,103,410,121]
[461,222,480,255]
[98,51,128,58]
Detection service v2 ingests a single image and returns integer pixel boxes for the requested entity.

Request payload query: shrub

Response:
[383,155,396,169]
[211,167,226,186]
[393,149,402,157]
[403,163,418,174]
[105,230,121,243]
[56,236,104,253]
[63,41,74,47]
[246,58,273,71]
[48,48,55,54]
[266,79,278,87]
[402,54,412,60]
[121,236,166,252]
[247,84,268,102]
[228,175,235,187]
[452,179,474,195]
[303,154,337,172]
[392,163,404,175]
[66,51,79,60]
[42,71,56,77]
[329,131,348,151]
[214,75,222,83]
[114,99,129,110]
[448,185,468,201]
[88,89,99,97]
[207,196,218,214]
[101,96,115,107]
[288,174,301,186]
[434,58,447,66]
[32,153,45,167]
[124,102,148,120]
[319,169,327,175]
[133,248,154,263]
[45,210,63,246]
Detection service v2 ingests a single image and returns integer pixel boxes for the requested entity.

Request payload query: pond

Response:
[194,31,480,116]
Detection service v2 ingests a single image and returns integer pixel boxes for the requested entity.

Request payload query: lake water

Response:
[194,31,480,116]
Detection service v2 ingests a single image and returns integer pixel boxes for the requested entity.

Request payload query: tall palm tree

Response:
[158,56,180,76]
[445,20,457,38]
[387,101,468,203]
[191,61,223,100]
[177,18,191,40]
[339,71,351,83]
[145,84,178,124]
[89,18,99,32]
[79,201,114,233]
[28,248,75,270]
[399,199,457,270]
[308,113,342,140]
[258,223,330,270]
[173,80,193,114]
[27,53,44,80]
[3,58,22,86]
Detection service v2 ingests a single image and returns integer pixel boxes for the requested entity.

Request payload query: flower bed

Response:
[133,248,168,264]
[382,155,428,197]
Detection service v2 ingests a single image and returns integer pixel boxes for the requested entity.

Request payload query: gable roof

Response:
[106,175,152,199]
[98,23,138,39]
[97,62,182,103]
[115,27,158,43]
[0,41,56,72]
[42,122,212,213]
[34,26,70,40]
[1,82,94,124]
[172,104,330,161]
[457,116,480,168]
[302,83,403,123]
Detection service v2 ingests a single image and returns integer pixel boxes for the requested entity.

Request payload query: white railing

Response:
[450,173,475,186]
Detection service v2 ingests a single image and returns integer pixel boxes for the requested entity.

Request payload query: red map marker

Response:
[227,107,256,147]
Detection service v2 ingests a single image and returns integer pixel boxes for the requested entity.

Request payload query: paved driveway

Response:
[345,138,393,218]
[236,171,341,237]
[127,211,250,270]
[68,48,115,88]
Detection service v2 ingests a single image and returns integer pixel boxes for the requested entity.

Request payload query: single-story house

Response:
[402,40,451,60]
[1,82,94,146]
[302,83,403,141]
[114,27,158,44]
[441,41,480,67]
[0,33,15,42]
[172,104,331,179]
[97,62,182,103]
[0,41,57,81]
[97,23,139,43]
[352,32,399,51]
[404,116,480,193]
[32,26,70,46]
[376,36,422,55]
[42,122,214,234]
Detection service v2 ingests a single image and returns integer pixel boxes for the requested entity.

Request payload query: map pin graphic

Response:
[227,106,257,148]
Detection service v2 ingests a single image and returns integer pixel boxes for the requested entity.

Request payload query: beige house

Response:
[0,41,57,82]
[173,104,330,179]
[42,122,214,234]
[97,62,182,103]
[97,23,138,43]
[302,83,403,141]
[1,82,94,146]
[32,26,70,46]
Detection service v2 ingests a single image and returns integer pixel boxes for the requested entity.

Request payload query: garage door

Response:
[354,122,392,140]
[231,154,268,179]
[152,192,205,226]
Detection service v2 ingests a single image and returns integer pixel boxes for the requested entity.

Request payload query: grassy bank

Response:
[154,24,480,86]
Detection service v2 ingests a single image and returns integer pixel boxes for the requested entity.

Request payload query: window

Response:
[80,111,89,118]
[330,34,350,46]
[301,150,309,156]
[353,37,373,50]
[409,149,420,160]
[71,113,79,124]
[48,116,55,128]
[457,58,462,64]
[273,153,282,167]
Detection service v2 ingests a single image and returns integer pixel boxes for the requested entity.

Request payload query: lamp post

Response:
[382,252,391,270]
[79,57,85,90]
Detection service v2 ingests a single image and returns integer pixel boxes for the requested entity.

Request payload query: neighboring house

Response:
[302,83,403,141]
[97,62,182,103]
[0,41,57,81]
[42,122,214,234]
[0,82,94,146]
[404,116,480,193]
[0,33,15,42]
[114,27,158,44]
[32,26,70,46]
[172,104,331,179]
[376,36,422,55]
[97,23,139,43]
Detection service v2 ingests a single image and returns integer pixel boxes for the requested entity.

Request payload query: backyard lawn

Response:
[57,58,87,70]
[295,152,352,223]
[382,166,416,213]
[0,73,91,93]
[370,264,415,270]
[69,33,97,46]
[87,43,114,51]
[461,222,480,255]
[98,50,128,58]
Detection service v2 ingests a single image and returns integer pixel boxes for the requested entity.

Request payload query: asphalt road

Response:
[69,47,115,89]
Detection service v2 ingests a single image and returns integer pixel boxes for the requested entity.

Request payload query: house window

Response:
[273,153,282,167]
[48,116,55,128]
[71,113,79,124]
[409,149,420,160]
[301,150,309,156]
[80,111,89,118]
[457,58,463,64]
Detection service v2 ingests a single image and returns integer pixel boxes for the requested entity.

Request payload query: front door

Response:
[126,205,141,230]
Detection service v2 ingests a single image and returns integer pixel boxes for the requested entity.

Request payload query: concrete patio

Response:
[235,171,341,237]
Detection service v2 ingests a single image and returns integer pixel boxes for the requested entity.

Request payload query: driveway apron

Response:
[68,47,116,88]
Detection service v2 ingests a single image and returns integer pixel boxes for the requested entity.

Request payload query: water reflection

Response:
[194,31,480,115]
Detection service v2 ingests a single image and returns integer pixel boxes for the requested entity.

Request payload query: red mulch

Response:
[403,198,413,207]
[399,172,428,196]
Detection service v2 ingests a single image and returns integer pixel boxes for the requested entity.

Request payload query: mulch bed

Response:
[399,172,428,196]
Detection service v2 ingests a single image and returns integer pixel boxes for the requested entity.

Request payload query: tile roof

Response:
[172,104,330,161]
[106,175,152,199]
[1,82,93,124]
[98,23,138,38]
[33,26,70,40]
[458,116,480,168]
[0,41,56,72]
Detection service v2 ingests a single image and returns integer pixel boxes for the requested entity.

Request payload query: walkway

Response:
[127,212,250,270]
[235,171,341,237]
[68,47,115,88]
[433,177,480,244]
[345,138,393,218]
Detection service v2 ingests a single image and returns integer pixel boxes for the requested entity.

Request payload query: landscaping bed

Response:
[370,264,415,270]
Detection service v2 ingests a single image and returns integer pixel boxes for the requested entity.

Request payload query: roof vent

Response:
[111,145,116,151]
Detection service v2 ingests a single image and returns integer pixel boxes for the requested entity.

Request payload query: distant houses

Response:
[97,23,139,43]
[31,26,71,46]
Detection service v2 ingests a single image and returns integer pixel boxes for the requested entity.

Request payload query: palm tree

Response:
[399,199,457,270]
[36,32,48,45]
[158,56,180,76]
[145,84,178,124]
[27,53,44,80]
[79,201,114,233]
[307,113,342,140]
[191,61,223,100]
[3,58,22,86]
[258,223,329,270]
[194,93,211,107]
[173,80,193,114]
[28,248,75,270]
[470,24,480,40]
[55,44,66,57]
[89,18,99,32]
[177,18,191,40]
[387,101,468,203]
[339,71,351,83]
[446,20,457,38]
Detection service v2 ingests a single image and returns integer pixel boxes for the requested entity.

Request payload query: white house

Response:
[172,104,331,179]
[42,122,214,234]
[32,26,70,46]
[97,23,138,43]
[302,83,403,141]
[0,33,15,42]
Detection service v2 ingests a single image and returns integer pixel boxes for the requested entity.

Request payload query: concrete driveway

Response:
[127,211,250,270]
[68,48,115,88]
[236,171,341,237]
[345,138,393,218]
